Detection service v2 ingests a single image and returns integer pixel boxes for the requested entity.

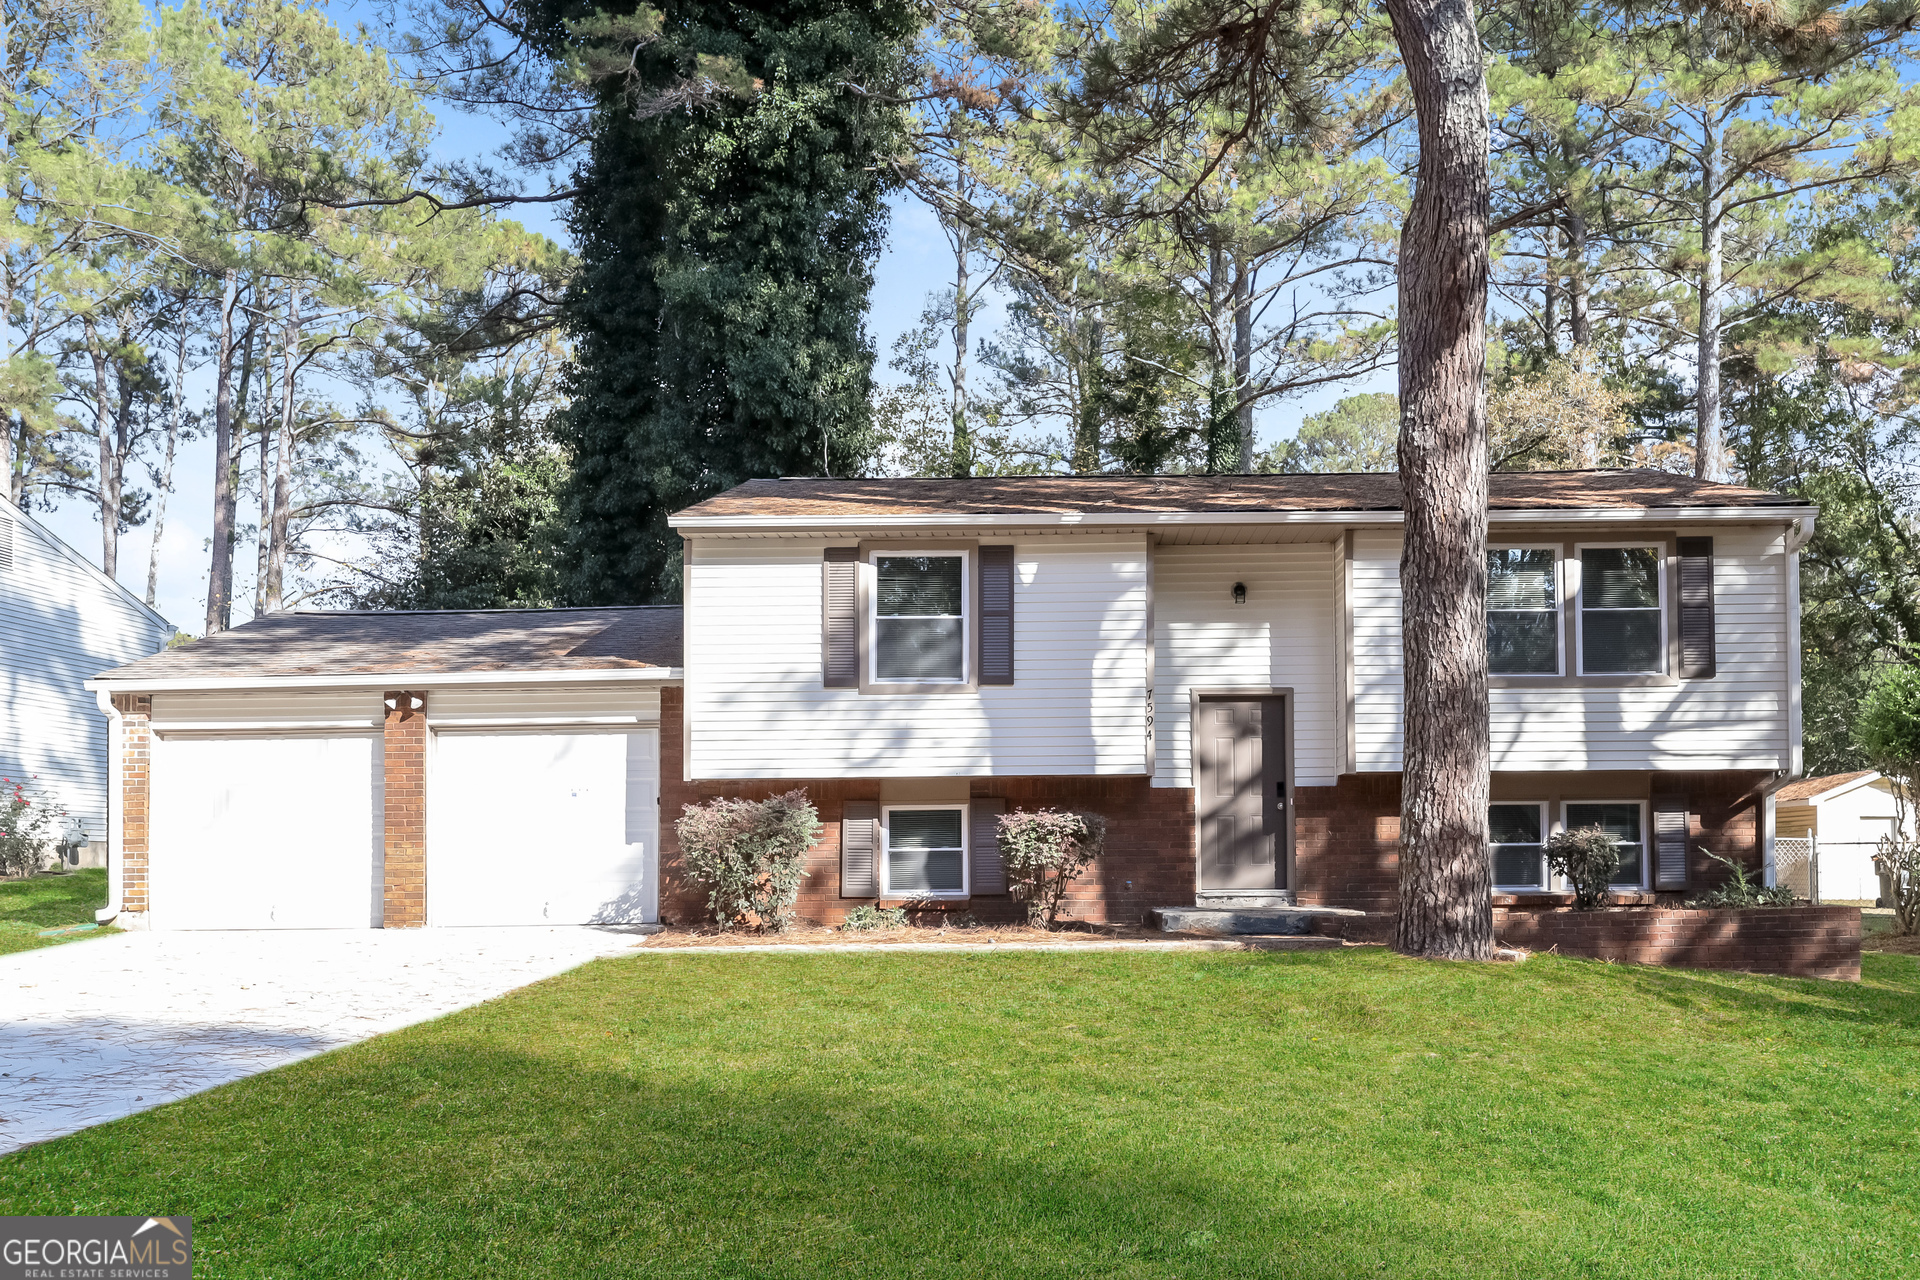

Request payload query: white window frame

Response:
[879,803,970,898]
[1489,800,1551,891]
[1562,798,1650,890]
[868,547,971,686]
[1573,542,1667,676]
[1486,544,1565,677]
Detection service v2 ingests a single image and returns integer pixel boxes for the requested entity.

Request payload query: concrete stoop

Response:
[1152,904,1369,937]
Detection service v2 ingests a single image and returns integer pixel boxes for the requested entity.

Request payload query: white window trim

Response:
[868,547,971,686]
[879,802,971,898]
[1487,544,1565,677]
[1562,798,1650,890]
[1489,800,1551,891]
[1573,542,1668,677]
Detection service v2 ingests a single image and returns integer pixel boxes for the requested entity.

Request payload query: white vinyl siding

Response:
[150,688,383,730]
[428,684,661,727]
[684,535,1150,777]
[1352,527,1791,772]
[0,500,173,838]
[1152,541,1341,787]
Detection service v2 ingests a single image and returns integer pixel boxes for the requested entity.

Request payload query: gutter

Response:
[94,688,122,925]
[84,666,686,696]
[669,504,1819,532]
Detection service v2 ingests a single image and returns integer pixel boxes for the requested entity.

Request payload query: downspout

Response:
[1762,515,1818,887]
[93,686,123,923]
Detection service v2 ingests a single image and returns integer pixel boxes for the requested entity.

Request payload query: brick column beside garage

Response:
[112,694,153,917]
[382,691,428,927]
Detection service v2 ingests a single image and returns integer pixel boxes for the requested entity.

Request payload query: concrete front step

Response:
[1152,905,1367,937]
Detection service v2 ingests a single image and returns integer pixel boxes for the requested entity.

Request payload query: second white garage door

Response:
[428,729,659,926]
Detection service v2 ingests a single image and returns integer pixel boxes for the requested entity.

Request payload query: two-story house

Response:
[89,469,1811,932]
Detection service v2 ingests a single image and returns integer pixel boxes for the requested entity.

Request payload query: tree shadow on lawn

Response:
[0,1033,1893,1280]
[1605,951,1920,1035]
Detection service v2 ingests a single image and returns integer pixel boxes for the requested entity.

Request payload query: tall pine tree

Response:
[547,0,916,603]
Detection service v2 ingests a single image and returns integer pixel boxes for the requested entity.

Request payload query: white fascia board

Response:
[669,505,1818,532]
[85,667,685,694]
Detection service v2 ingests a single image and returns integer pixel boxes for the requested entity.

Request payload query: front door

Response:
[1196,697,1286,891]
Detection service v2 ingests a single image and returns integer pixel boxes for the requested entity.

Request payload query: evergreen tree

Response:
[546,0,918,604]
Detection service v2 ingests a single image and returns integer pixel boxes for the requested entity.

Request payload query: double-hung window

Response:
[1565,801,1647,888]
[1487,548,1561,675]
[882,805,968,897]
[872,552,968,684]
[1578,546,1665,674]
[1489,802,1548,890]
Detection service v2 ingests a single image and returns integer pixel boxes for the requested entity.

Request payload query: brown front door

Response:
[1196,697,1286,890]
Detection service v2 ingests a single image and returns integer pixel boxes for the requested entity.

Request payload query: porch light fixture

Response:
[1232,582,1247,605]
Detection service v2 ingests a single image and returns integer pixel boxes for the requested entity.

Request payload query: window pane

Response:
[1582,547,1660,609]
[888,848,965,894]
[889,809,963,849]
[1489,805,1542,845]
[1583,610,1661,673]
[1487,549,1556,610]
[888,808,964,894]
[1489,613,1559,674]
[1493,845,1545,888]
[1567,803,1644,886]
[877,556,963,616]
[875,617,963,681]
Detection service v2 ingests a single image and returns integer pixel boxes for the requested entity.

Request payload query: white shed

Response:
[0,494,174,860]
[1774,771,1907,902]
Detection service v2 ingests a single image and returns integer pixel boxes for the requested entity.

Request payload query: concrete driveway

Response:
[1,927,642,1156]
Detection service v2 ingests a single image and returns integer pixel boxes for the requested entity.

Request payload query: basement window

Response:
[881,805,968,897]
[1489,803,1549,890]
[1565,801,1648,888]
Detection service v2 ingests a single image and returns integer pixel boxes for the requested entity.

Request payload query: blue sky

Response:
[34,3,1391,633]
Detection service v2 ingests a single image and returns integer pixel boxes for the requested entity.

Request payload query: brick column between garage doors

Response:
[112,693,152,919]
[383,691,428,927]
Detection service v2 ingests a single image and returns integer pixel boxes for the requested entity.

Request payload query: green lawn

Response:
[0,868,109,956]
[3,948,1917,1278]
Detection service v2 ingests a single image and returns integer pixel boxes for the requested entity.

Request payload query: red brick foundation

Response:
[1492,905,1861,981]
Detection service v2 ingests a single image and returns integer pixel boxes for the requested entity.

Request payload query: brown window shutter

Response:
[978,545,1015,685]
[969,797,1008,894]
[1653,804,1689,890]
[1676,537,1715,678]
[823,547,858,687]
[841,801,879,897]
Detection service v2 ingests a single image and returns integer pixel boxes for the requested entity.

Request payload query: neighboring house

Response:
[1,493,174,865]
[90,469,1815,931]
[1773,771,1908,902]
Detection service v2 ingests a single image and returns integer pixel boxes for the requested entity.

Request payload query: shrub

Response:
[996,808,1106,928]
[841,904,907,932]
[0,777,67,879]
[1687,851,1795,908]
[675,789,821,933]
[1544,825,1621,911]
[1855,665,1920,935]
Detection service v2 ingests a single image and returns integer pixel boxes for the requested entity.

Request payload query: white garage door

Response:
[428,729,658,926]
[148,733,383,930]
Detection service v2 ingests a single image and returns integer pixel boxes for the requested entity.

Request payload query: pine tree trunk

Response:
[206,268,241,633]
[1234,255,1255,472]
[266,293,298,612]
[1206,244,1236,473]
[1384,0,1494,961]
[950,222,972,478]
[1073,304,1103,472]
[1695,117,1726,483]
[146,316,185,608]
[87,322,120,579]
[1566,207,1591,353]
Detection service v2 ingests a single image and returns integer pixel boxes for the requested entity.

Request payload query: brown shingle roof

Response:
[673,470,1804,521]
[96,607,683,682]
[1775,770,1879,802]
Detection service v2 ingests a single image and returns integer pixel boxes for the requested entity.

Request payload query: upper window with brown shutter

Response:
[1676,537,1716,678]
